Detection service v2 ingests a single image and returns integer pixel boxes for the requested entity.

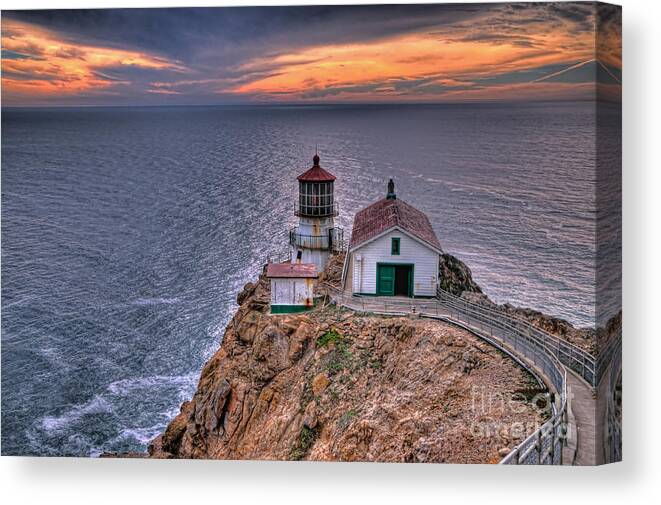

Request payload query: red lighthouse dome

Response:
[297,153,336,182]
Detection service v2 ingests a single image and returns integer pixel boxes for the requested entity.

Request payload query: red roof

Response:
[266,262,318,278]
[297,154,336,182]
[349,198,442,251]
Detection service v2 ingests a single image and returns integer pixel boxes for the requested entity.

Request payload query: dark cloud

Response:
[300,74,476,99]
[301,82,386,99]
[2,49,38,60]
[3,5,489,66]
[473,59,608,86]
[474,62,579,85]
[445,32,540,48]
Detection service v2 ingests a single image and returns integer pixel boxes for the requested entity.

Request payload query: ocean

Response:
[1,102,620,456]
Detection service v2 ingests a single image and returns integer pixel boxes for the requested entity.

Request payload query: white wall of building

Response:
[351,228,439,296]
[292,216,334,271]
[270,278,315,306]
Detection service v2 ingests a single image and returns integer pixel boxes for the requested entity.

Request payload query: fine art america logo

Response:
[469,385,566,443]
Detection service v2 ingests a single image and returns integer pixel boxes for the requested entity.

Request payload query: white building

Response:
[267,262,317,314]
[289,153,344,272]
[342,179,442,297]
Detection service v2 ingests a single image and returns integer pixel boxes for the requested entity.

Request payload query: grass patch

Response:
[317,328,354,375]
[316,328,343,348]
[337,409,358,431]
[369,358,383,370]
[327,348,352,374]
[326,342,353,375]
[290,426,318,461]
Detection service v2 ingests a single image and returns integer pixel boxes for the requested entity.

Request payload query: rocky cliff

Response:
[438,253,483,296]
[148,258,545,463]
[147,250,611,462]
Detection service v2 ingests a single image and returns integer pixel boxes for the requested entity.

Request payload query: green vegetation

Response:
[316,328,355,375]
[327,344,353,374]
[337,409,358,430]
[369,358,383,370]
[316,328,342,348]
[290,425,318,461]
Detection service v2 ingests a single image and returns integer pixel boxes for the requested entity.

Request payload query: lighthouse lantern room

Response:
[289,153,344,271]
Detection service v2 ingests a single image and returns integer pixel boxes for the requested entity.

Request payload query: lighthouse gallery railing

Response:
[289,227,344,252]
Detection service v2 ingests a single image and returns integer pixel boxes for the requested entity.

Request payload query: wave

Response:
[107,373,197,395]
[39,395,113,434]
[130,297,181,306]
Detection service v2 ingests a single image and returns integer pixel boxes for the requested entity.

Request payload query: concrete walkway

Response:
[565,370,597,465]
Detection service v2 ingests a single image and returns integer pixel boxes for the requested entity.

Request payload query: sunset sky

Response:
[1,3,621,106]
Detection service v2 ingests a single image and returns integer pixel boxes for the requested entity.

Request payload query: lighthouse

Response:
[289,152,344,271]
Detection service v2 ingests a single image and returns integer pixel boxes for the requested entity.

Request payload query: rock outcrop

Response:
[149,259,545,463]
[438,253,483,296]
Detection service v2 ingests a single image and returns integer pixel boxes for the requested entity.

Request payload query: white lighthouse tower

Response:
[289,152,343,271]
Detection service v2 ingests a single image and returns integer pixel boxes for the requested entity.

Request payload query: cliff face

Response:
[149,265,544,463]
[438,253,483,296]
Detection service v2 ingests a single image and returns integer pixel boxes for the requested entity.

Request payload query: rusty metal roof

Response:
[349,197,442,251]
[266,262,318,278]
[297,154,336,182]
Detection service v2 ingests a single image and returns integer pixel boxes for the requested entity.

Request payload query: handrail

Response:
[290,227,345,252]
[435,287,598,387]
[322,284,568,465]
[605,337,622,462]
[595,331,622,389]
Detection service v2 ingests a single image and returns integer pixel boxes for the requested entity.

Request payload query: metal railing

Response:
[435,288,597,387]
[294,201,339,218]
[595,331,622,390]
[289,227,345,252]
[322,284,568,465]
[605,337,622,463]
[500,351,566,465]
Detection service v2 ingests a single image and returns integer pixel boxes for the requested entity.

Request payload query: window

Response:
[391,237,400,255]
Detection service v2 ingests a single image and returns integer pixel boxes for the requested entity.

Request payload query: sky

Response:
[1,2,621,106]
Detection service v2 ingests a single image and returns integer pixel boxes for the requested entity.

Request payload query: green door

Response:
[377,264,395,296]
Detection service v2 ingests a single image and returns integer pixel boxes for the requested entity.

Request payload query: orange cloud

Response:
[1,19,184,98]
[230,22,596,101]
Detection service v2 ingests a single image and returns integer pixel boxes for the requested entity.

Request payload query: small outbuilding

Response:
[267,262,318,314]
[342,179,442,297]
